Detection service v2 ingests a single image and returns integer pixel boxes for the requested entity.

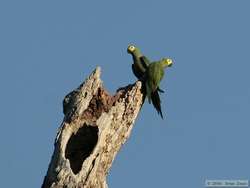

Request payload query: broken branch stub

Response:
[42,67,143,188]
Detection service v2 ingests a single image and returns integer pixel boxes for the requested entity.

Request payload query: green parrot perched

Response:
[145,58,173,118]
[127,45,150,80]
[127,45,164,93]
[127,44,173,118]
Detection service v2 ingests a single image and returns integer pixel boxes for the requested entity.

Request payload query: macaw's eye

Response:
[129,46,135,51]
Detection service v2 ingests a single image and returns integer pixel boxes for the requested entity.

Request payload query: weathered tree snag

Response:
[42,67,143,188]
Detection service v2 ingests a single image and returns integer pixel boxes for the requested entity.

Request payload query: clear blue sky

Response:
[1,1,249,187]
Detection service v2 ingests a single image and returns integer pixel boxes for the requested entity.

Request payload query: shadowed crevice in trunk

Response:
[65,125,99,174]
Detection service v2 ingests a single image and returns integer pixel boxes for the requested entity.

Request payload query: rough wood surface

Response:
[42,67,143,188]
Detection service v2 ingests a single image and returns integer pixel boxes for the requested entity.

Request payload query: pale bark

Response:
[42,67,143,188]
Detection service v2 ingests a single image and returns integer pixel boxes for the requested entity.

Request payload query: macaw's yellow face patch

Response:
[166,58,173,67]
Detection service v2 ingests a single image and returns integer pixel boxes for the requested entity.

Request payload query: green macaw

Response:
[127,45,150,80]
[127,44,172,118]
[127,45,164,93]
[145,58,173,118]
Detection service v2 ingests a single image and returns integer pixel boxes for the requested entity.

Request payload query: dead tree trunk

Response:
[42,67,143,188]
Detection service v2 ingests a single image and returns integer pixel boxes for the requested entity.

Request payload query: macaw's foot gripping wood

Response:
[42,67,143,188]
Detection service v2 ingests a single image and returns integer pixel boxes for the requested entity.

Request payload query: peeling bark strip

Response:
[42,67,143,188]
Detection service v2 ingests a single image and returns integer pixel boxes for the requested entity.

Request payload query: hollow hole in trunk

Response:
[65,124,98,174]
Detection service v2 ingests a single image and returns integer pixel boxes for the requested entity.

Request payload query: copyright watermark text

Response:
[205,180,249,187]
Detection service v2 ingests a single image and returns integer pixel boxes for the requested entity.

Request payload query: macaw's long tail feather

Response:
[145,83,152,104]
[151,90,163,119]
[157,87,165,93]
[141,82,147,105]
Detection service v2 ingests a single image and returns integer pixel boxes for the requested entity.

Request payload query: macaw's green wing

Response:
[131,55,148,80]
[147,62,164,91]
[145,81,152,104]
[140,56,150,67]
[132,63,145,79]
[151,90,163,119]
[148,61,164,93]
[155,69,165,93]
[131,56,150,81]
